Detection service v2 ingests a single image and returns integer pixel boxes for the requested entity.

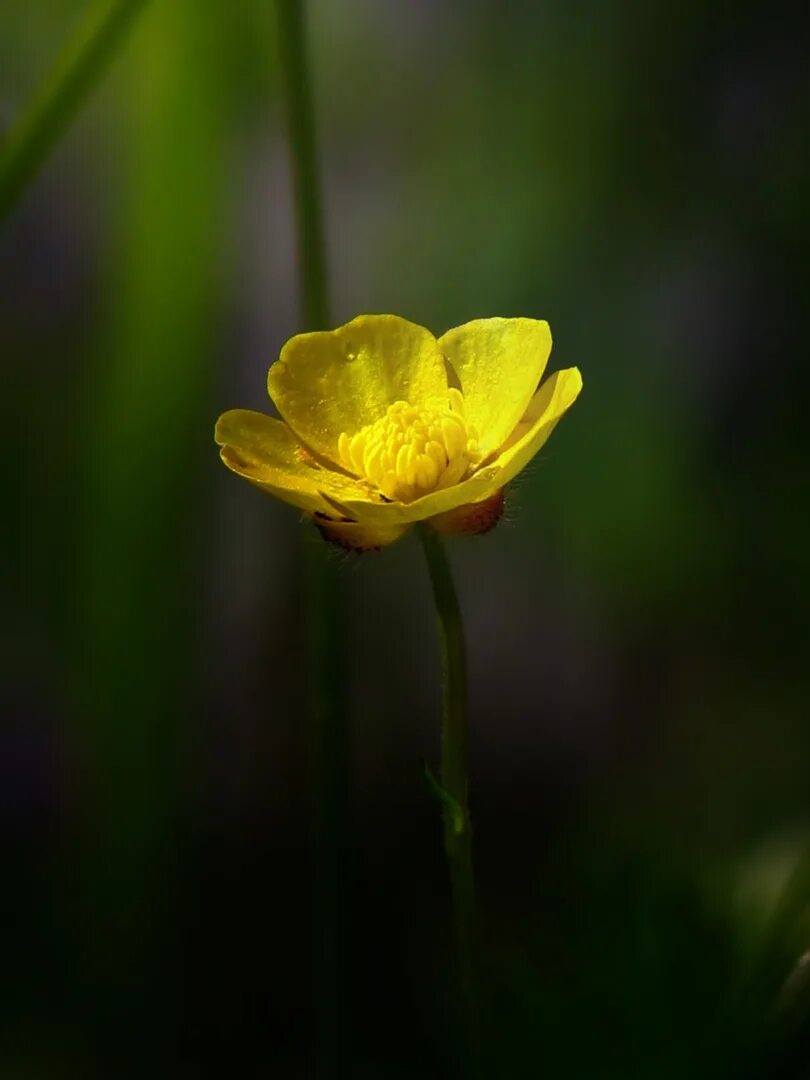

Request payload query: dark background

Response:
[3,1,810,1076]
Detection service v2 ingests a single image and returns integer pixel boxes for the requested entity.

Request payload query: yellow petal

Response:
[268,314,448,466]
[215,408,379,515]
[485,366,583,486]
[335,367,582,526]
[313,515,410,552]
[438,317,552,456]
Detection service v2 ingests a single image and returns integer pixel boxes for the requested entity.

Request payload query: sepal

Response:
[313,513,409,552]
[427,488,505,536]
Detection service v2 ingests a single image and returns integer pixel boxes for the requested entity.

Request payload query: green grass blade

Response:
[0,0,150,221]
[75,0,228,1010]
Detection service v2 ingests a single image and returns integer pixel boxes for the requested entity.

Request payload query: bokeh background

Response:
[3,1,810,1076]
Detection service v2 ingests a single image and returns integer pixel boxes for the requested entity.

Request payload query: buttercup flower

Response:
[215,314,582,551]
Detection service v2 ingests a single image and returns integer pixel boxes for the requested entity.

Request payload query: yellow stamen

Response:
[338,395,480,502]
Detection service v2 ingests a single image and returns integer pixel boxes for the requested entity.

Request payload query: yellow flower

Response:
[215,314,582,550]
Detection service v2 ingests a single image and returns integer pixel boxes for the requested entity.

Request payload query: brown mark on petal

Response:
[294,443,318,464]
[428,487,505,536]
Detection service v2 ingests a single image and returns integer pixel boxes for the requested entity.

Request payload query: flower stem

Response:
[276,3,347,1075]
[417,525,478,1004]
[0,0,151,222]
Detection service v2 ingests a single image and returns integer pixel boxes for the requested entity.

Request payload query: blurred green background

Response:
[3,1,810,1076]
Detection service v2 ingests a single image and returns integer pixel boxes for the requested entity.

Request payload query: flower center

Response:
[337,388,479,502]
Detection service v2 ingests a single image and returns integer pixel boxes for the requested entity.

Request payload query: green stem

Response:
[418,525,477,997]
[275,0,328,331]
[0,0,151,222]
[276,3,346,1075]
